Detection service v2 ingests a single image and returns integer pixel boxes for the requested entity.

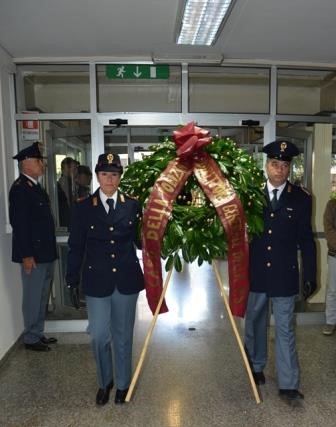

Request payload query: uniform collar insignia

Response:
[120,193,125,203]
[92,196,98,206]
[287,184,292,193]
[27,181,33,187]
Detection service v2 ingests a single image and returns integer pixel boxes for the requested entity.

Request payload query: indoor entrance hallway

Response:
[0,262,335,427]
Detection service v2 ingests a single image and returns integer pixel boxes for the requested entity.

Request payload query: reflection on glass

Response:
[15,64,90,113]
[97,64,182,112]
[277,68,336,115]
[189,66,270,113]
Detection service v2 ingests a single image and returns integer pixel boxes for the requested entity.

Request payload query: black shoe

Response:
[252,371,265,385]
[279,389,304,400]
[40,336,58,344]
[96,381,114,406]
[115,388,128,404]
[25,341,50,352]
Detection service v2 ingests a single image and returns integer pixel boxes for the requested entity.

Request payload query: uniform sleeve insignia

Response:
[92,196,98,206]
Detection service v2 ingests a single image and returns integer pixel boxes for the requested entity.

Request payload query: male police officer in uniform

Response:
[244,140,317,401]
[66,152,144,406]
[9,142,58,351]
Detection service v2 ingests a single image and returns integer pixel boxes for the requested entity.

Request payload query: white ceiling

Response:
[1,0,336,65]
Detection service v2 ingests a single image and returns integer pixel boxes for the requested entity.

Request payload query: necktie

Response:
[106,198,114,218]
[271,188,278,210]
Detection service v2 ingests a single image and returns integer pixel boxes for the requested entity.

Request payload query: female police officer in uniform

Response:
[244,140,317,401]
[66,153,144,406]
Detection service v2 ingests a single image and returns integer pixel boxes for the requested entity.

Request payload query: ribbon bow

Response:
[173,122,212,159]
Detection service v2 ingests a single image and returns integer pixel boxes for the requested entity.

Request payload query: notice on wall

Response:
[21,119,40,141]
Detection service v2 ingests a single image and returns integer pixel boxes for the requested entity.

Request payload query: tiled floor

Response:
[1,262,336,427]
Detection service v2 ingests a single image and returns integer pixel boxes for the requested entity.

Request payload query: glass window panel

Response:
[97,65,181,112]
[16,119,92,230]
[15,64,90,113]
[277,68,336,115]
[189,66,270,113]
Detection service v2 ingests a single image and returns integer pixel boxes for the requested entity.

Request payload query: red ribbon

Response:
[174,122,212,159]
[142,122,249,317]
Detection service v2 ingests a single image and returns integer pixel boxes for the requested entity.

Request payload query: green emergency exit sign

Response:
[106,64,169,80]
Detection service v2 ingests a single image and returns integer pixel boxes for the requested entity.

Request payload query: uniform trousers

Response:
[326,255,336,325]
[244,292,300,389]
[21,262,55,344]
[86,289,139,390]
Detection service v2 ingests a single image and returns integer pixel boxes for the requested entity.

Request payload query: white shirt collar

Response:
[266,181,286,199]
[22,173,38,185]
[99,189,118,212]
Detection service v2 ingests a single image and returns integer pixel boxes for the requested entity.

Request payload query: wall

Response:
[0,47,23,361]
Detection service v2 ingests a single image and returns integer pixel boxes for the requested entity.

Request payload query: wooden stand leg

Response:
[125,267,174,402]
[213,260,261,404]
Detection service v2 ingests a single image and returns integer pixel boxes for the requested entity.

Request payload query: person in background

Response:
[58,156,78,206]
[74,164,92,201]
[9,142,58,351]
[322,197,336,335]
[244,140,317,401]
[57,157,78,227]
[66,152,144,406]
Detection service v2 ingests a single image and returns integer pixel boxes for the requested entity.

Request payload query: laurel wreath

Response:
[120,137,266,272]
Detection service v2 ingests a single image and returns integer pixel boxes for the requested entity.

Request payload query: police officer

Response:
[244,140,317,401]
[66,152,144,406]
[9,142,58,351]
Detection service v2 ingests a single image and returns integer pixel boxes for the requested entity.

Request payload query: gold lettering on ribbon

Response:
[142,159,192,313]
[193,155,249,317]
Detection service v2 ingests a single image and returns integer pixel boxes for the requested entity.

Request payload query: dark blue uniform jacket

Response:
[66,189,144,297]
[9,174,57,263]
[249,181,316,297]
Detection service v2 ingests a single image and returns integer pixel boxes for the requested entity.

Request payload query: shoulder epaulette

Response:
[299,185,311,196]
[123,193,138,201]
[75,195,90,203]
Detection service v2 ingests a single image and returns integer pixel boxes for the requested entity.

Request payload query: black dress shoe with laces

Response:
[252,371,265,385]
[25,341,50,352]
[40,336,58,344]
[279,389,304,400]
[115,388,128,404]
[96,381,114,406]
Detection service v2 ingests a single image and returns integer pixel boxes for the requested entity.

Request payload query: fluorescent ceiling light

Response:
[177,0,236,46]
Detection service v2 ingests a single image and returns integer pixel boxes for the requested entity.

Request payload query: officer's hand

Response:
[67,285,80,309]
[22,257,36,274]
[303,281,317,300]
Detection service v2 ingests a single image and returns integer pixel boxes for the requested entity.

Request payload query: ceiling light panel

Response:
[177,0,235,46]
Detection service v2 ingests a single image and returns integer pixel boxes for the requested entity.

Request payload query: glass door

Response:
[47,122,266,319]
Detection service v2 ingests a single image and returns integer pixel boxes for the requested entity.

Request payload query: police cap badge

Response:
[95,152,123,174]
[262,139,299,161]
